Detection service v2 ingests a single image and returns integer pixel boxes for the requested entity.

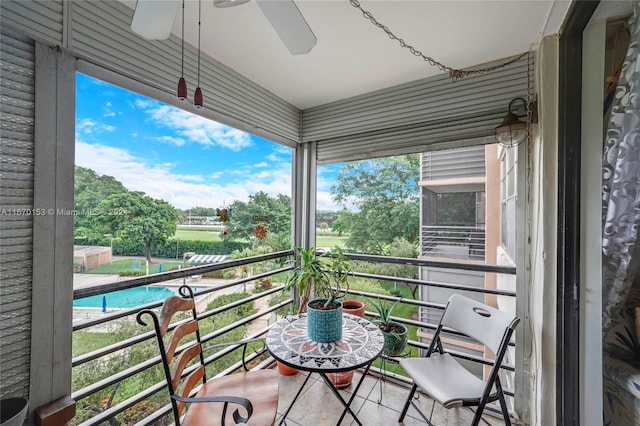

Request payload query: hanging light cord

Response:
[197,0,201,86]
[180,0,185,76]
[348,0,529,81]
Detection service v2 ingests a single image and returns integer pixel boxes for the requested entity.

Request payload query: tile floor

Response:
[274,370,507,426]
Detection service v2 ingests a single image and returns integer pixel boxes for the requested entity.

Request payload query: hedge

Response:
[73,237,250,258]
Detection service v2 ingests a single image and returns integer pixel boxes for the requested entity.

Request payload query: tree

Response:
[331,155,420,254]
[74,166,127,240]
[225,192,291,241]
[92,192,179,262]
[331,209,353,236]
[316,210,340,228]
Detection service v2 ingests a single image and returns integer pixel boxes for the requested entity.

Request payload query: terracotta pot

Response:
[327,299,366,389]
[342,300,366,317]
[276,361,299,376]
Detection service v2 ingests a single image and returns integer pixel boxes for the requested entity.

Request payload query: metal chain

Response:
[349,0,528,81]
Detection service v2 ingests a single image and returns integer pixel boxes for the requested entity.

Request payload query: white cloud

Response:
[156,135,186,146]
[316,191,340,211]
[103,101,116,117]
[134,99,154,109]
[316,165,341,211]
[76,141,292,210]
[177,174,205,182]
[139,103,253,151]
[77,118,116,134]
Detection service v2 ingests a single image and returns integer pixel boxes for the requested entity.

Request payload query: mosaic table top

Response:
[266,313,384,373]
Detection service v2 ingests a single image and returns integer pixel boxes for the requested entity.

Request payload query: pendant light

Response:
[177,0,187,100]
[193,0,203,108]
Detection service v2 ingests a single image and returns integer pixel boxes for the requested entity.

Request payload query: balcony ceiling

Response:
[121,0,571,109]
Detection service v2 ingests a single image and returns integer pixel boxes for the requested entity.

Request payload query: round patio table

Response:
[266,313,384,425]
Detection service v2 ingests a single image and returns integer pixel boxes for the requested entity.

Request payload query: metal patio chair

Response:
[137,285,278,426]
[398,293,520,426]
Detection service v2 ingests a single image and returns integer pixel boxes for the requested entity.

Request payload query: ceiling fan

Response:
[130,0,317,55]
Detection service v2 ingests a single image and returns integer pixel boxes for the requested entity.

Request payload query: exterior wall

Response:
[73,246,112,270]
[420,268,486,308]
[528,35,559,426]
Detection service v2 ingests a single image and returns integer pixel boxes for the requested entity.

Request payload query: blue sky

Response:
[75,73,341,211]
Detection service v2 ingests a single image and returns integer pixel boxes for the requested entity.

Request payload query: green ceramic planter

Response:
[306,298,343,342]
[381,322,408,356]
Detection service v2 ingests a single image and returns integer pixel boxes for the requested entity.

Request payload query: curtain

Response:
[602,3,640,335]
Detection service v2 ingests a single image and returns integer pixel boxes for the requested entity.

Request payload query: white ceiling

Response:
[124,0,572,109]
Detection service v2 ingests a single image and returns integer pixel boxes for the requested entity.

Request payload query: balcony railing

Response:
[421,225,486,260]
[71,250,516,425]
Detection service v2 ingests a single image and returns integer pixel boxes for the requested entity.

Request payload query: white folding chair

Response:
[398,293,519,425]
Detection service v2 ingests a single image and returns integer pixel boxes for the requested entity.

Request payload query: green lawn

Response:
[85,259,183,274]
[316,234,348,248]
[73,331,122,357]
[175,228,223,241]
[174,228,348,248]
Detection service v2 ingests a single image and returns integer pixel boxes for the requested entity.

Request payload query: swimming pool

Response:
[73,286,177,309]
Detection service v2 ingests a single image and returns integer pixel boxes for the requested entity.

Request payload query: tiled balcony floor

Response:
[275,370,507,425]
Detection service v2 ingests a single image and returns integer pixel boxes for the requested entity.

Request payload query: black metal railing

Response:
[71,250,517,425]
[421,225,486,260]
[340,253,517,402]
[71,251,293,426]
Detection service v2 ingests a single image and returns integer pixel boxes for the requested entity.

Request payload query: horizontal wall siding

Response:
[68,1,300,144]
[0,27,35,400]
[0,0,63,46]
[422,146,486,180]
[308,56,530,164]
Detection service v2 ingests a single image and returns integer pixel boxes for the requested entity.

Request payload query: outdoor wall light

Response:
[494,97,529,148]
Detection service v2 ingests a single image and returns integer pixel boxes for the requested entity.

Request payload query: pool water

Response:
[73,286,177,309]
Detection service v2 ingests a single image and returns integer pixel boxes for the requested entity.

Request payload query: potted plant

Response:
[283,246,327,315]
[277,247,329,374]
[371,298,408,356]
[305,247,350,342]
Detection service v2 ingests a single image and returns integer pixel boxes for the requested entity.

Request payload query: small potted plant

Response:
[305,247,350,342]
[371,297,408,356]
[283,246,327,315]
[278,246,328,374]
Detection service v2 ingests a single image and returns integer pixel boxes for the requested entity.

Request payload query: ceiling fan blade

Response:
[131,0,180,40]
[256,0,317,55]
[214,0,251,8]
